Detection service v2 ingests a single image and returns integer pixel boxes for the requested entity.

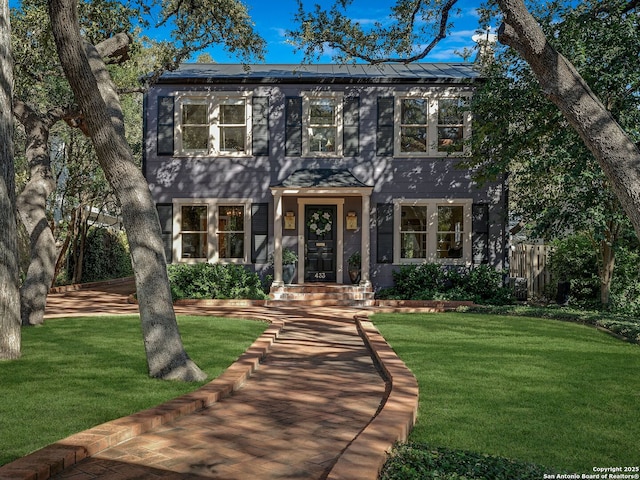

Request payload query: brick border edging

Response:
[0,317,284,480]
[48,277,135,295]
[327,313,419,480]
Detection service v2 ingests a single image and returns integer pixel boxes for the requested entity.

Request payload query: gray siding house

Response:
[143,63,507,295]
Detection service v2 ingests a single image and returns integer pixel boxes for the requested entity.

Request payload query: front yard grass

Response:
[0,315,267,466]
[372,312,640,474]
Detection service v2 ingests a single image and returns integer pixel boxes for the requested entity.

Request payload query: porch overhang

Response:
[270,168,373,196]
[269,169,373,287]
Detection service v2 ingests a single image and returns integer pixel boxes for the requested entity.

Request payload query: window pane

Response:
[438,126,464,152]
[310,99,335,124]
[218,206,244,231]
[401,206,427,231]
[401,232,427,259]
[438,206,464,259]
[181,233,207,258]
[182,126,209,150]
[438,98,463,124]
[401,99,427,124]
[218,233,245,258]
[220,126,246,152]
[181,206,207,231]
[310,127,336,152]
[400,126,427,153]
[220,103,245,124]
[182,104,207,124]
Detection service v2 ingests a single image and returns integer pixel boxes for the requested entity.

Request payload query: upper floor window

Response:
[392,94,471,157]
[303,93,343,156]
[176,94,250,156]
[394,199,472,264]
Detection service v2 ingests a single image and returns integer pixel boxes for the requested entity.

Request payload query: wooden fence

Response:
[509,244,552,300]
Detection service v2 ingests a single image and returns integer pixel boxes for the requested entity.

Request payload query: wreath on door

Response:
[307,210,332,236]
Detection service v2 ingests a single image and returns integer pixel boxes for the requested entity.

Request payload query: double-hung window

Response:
[303,93,343,156]
[174,199,251,263]
[393,93,471,156]
[394,199,472,264]
[437,97,467,153]
[217,206,245,259]
[176,93,250,156]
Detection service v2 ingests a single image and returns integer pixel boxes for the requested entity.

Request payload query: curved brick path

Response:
[0,279,418,480]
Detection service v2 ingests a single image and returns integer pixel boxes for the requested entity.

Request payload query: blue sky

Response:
[203,0,489,63]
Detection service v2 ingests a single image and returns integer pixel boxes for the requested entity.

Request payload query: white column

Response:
[273,191,283,286]
[360,193,371,286]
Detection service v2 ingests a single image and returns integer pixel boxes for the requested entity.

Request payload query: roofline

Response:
[154,63,483,85]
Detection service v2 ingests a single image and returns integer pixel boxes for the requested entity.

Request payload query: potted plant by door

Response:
[269,247,299,285]
[348,251,361,284]
[282,248,298,284]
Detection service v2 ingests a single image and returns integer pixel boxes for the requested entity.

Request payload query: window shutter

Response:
[376,203,394,263]
[377,97,394,156]
[343,97,360,156]
[472,203,489,264]
[157,96,174,156]
[156,203,173,263]
[251,203,269,263]
[252,96,269,156]
[285,97,302,156]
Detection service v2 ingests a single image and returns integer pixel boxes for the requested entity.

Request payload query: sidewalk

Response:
[0,280,418,480]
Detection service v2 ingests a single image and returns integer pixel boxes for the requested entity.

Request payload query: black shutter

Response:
[343,97,360,156]
[377,203,394,263]
[285,97,302,156]
[377,97,394,156]
[472,203,489,264]
[251,203,269,263]
[252,96,269,156]
[157,96,174,156]
[156,203,173,263]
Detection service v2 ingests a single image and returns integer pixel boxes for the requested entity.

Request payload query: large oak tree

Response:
[0,0,21,360]
[290,0,640,244]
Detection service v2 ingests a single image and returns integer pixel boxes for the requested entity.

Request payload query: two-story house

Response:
[143,63,507,299]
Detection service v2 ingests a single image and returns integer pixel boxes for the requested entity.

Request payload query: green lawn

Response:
[372,312,640,473]
[0,315,267,466]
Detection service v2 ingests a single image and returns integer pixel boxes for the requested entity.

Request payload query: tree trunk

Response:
[14,101,59,326]
[497,0,640,242]
[0,0,21,359]
[599,239,615,306]
[48,0,206,381]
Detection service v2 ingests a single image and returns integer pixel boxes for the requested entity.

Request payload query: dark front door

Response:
[305,205,336,282]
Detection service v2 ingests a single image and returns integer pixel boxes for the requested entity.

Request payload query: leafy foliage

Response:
[465,304,640,344]
[69,227,133,283]
[377,264,513,305]
[167,263,268,301]
[381,443,551,480]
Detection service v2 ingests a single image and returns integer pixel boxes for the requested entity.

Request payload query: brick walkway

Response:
[0,279,418,480]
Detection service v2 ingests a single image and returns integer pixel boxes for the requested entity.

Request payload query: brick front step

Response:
[269,284,375,307]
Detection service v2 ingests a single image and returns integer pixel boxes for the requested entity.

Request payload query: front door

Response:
[305,205,336,282]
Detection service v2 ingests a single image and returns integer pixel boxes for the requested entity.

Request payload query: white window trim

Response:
[393,92,472,158]
[393,198,473,265]
[174,91,253,158]
[302,92,344,157]
[173,198,252,264]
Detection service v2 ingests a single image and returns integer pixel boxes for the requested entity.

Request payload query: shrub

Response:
[380,443,552,480]
[167,263,268,301]
[81,228,133,283]
[377,264,513,305]
[547,234,600,309]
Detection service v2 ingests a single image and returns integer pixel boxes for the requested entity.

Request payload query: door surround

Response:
[297,198,344,284]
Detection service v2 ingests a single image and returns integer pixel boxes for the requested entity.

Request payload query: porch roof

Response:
[273,169,371,189]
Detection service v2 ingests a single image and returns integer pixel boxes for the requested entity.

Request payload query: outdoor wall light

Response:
[346,211,358,230]
[284,211,296,230]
